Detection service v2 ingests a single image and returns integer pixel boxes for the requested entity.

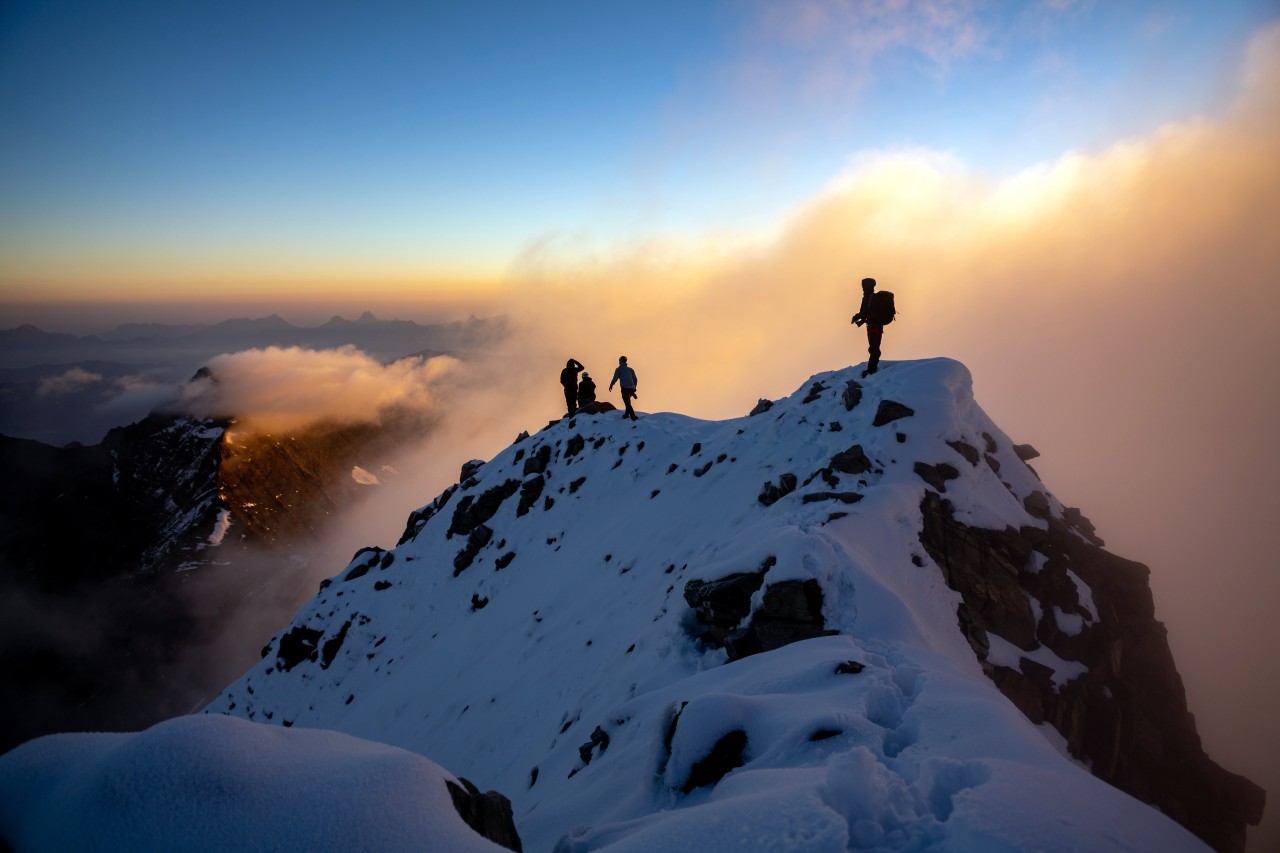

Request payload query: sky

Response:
[3,0,1279,848]
[0,0,1273,309]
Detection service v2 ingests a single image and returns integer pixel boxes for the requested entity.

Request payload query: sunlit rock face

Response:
[0,402,429,753]
[208,358,1263,853]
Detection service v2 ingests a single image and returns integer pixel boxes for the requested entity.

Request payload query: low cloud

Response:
[36,367,104,396]
[175,345,464,433]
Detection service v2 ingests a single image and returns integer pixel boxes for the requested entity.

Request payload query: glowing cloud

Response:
[177,345,463,433]
[36,368,104,396]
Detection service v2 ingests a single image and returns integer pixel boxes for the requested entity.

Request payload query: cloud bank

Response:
[176,345,463,433]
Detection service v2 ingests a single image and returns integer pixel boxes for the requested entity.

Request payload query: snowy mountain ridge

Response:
[1,358,1262,852]
[197,357,1258,851]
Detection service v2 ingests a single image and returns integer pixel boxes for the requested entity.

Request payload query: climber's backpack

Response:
[868,290,896,326]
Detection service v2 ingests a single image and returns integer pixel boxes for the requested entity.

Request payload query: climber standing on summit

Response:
[560,358,584,417]
[851,277,895,377]
[609,355,639,421]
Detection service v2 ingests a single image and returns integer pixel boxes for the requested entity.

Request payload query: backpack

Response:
[868,290,896,326]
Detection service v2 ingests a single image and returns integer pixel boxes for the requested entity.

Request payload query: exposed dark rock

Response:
[841,381,863,411]
[564,434,586,460]
[1063,506,1104,546]
[575,401,616,415]
[810,728,842,741]
[829,421,843,432]
[726,579,837,661]
[342,547,384,582]
[981,432,997,453]
[683,569,768,647]
[373,581,391,591]
[319,620,351,669]
[914,461,960,492]
[690,443,702,456]
[946,439,980,466]
[835,660,865,674]
[917,491,1038,651]
[275,626,323,671]
[872,400,915,426]
[801,492,863,504]
[680,730,747,794]
[749,399,774,416]
[757,473,797,506]
[578,725,611,765]
[802,382,827,403]
[523,445,552,475]
[917,490,1264,852]
[460,459,485,482]
[398,485,457,544]
[446,777,523,852]
[983,453,1001,475]
[1023,490,1051,519]
[1013,443,1040,461]
[517,476,545,517]
[453,524,493,576]
[471,594,489,611]
[830,444,872,475]
[495,551,516,570]
[693,461,713,477]
[448,480,520,538]
[569,477,587,494]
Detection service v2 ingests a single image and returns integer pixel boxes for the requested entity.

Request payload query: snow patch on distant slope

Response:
[352,465,380,485]
[207,509,232,546]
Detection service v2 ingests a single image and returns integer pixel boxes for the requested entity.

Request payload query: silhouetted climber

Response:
[609,356,639,421]
[577,372,597,408]
[851,277,896,377]
[560,358,584,416]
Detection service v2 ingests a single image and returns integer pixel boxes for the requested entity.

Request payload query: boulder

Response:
[446,777,523,852]
[841,381,863,411]
[829,444,872,475]
[914,461,960,492]
[872,400,915,426]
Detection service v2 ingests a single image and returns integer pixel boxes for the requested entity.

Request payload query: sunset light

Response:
[1,2,1277,851]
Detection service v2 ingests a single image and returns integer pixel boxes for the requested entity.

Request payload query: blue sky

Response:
[0,0,1275,297]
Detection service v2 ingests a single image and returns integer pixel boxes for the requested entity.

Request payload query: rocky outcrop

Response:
[446,777,523,852]
[917,490,1265,852]
[683,558,835,662]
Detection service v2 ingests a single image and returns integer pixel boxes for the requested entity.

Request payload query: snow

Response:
[1053,606,1086,635]
[0,359,1210,852]
[985,633,1089,691]
[0,714,508,852]
[207,508,232,546]
[1066,569,1097,620]
[351,465,380,485]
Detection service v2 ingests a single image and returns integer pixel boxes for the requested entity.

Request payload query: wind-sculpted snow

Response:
[193,358,1220,851]
[0,714,512,852]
